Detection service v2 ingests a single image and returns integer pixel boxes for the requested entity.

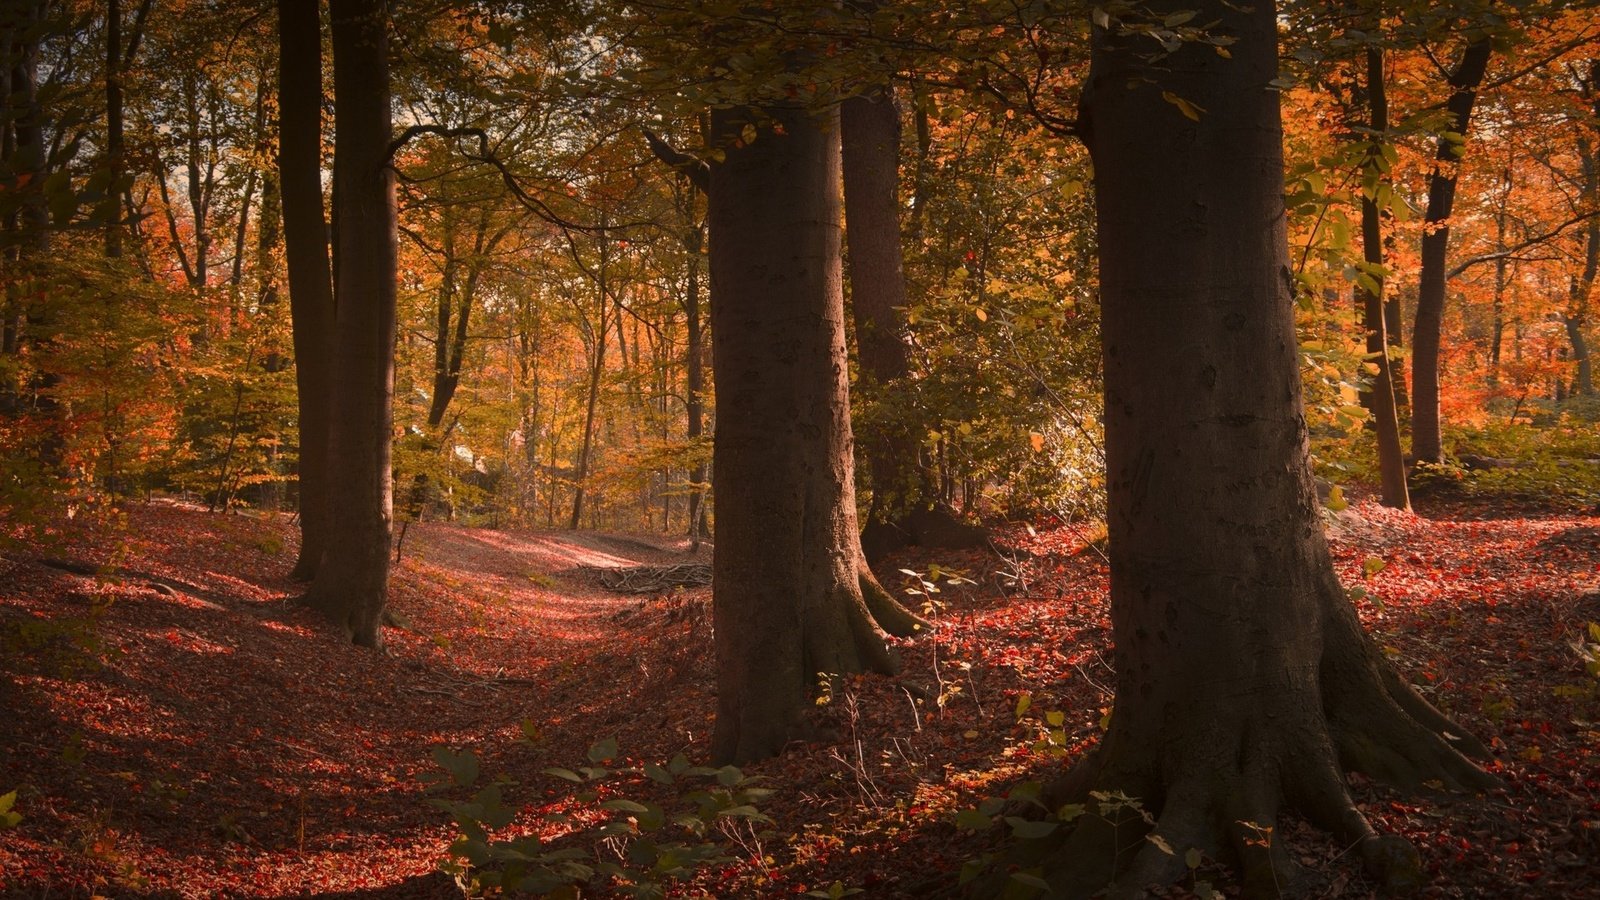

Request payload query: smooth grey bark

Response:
[1411,35,1493,465]
[301,0,398,648]
[278,0,337,581]
[708,103,925,766]
[1028,1,1492,895]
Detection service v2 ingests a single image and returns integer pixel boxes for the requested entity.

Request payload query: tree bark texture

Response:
[1410,35,1493,464]
[1565,129,1598,397]
[841,86,916,551]
[1358,46,1411,510]
[2,0,58,436]
[278,0,338,581]
[1038,2,1491,894]
[302,0,397,648]
[708,103,924,766]
[841,86,988,561]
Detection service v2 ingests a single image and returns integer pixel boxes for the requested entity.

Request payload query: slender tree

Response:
[708,101,925,765]
[1411,32,1494,465]
[1357,44,1411,510]
[278,0,338,581]
[1032,0,1492,893]
[1564,61,1599,397]
[301,0,398,647]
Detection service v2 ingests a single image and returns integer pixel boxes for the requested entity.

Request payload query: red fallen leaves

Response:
[1,494,1598,897]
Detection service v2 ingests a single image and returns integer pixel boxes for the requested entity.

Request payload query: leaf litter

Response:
[0,493,1596,897]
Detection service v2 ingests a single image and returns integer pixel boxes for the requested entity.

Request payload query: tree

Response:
[1563,60,1599,397]
[842,84,989,558]
[1411,30,1494,465]
[1032,0,1492,893]
[707,101,925,765]
[277,0,337,581]
[1356,42,1412,510]
[841,85,915,554]
[300,0,398,648]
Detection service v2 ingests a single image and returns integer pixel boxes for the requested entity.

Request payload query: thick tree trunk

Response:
[301,0,397,649]
[708,103,925,766]
[841,87,914,550]
[278,0,337,582]
[3,1,58,439]
[1411,36,1493,465]
[1357,46,1410,510]
[842,85,988,560]
[1034,2,1491,895]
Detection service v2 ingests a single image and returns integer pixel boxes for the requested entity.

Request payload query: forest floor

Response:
[1,493,1598,898]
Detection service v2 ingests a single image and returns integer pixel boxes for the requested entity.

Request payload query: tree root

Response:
[1013,660,1492,899]
[857,559,931,637]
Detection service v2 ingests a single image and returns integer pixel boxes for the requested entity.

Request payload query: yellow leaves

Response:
[1161,91,1206,122]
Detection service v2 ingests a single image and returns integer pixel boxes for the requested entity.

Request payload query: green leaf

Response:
[1325,484,1349,512]
[1005,816,1059,839]
[601,798,651,814]
[1186,847,1203,869]
[1009,871,1052,890]
[542,767,583,783]
[0,790,18,828]
[955,807,992,831]
[432,747,480,788]
[587,737,619,764]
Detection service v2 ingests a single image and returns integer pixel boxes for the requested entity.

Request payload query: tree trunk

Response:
[1565,131,1598,397]
[1357,46,1410,510]
[842,85,987,561]
[103,0,124,257]
[1489,168,1509,386]
[1037,3,1491,894]
[1411,35,1493,465]
[683,221,709,542]
[568,236,608,531]
[708,103,925,766]
[301,0,397,649]
[2,0,59,440]
[278,0,337,582]
[841,86,914,550]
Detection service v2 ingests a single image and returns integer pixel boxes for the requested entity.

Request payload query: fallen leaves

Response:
[0,493,1597,896]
